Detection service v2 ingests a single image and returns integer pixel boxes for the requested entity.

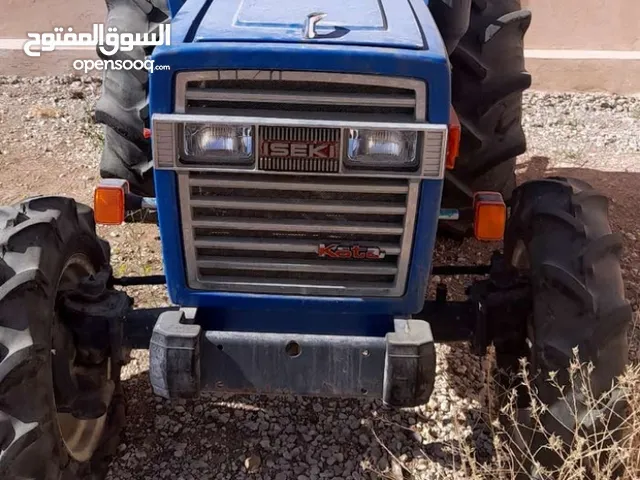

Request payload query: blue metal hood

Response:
[189,0,427,49]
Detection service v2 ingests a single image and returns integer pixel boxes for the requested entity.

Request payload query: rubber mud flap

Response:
[149,310,201,399]
[382,319,436,408]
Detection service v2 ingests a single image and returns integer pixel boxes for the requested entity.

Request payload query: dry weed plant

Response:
[456,307,640,480]
[367,361,639,480]
[370,311,640,480]
[451,352,640,480]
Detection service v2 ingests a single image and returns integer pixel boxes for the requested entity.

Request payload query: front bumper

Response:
[149,309,436,408]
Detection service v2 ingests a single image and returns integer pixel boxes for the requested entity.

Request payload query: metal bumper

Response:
[149,310,436,408]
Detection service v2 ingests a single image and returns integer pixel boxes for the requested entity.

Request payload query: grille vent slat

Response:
[192,238,402,255]
[189,197,406,215]
[188,175,410,193]
[197,257,398,275]
[190,218,404,235]
[196,275,397,290]
[185,89,416,108]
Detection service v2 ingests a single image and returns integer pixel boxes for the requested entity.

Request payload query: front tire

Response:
[498,178,632,476]
[0,197,123,479]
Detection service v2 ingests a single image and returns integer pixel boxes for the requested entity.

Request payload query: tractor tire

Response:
[0,197,124,479]
[95,0,169,197]
[444,0,532,213]
[498,177,632,476]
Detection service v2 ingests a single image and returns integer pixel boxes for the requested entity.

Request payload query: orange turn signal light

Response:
[94,179,129,225]
[473,192,506,241]
[446,107,461,170]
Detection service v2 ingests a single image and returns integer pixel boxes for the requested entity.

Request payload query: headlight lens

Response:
[183,124,253,164]
[346,129,418,168]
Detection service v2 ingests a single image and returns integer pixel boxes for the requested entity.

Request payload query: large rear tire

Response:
[0,197,124,479]
[443,0,532,230]
[95,0,169,196]
[498,178,632,476]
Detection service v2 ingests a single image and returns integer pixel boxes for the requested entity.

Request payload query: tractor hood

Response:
[188,0,427,50]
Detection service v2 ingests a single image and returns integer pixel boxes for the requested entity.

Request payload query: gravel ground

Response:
[0,75,639,480]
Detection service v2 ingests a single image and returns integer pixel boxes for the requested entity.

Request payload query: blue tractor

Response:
[0,0,632,478]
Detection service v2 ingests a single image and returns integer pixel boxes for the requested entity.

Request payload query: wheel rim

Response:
[53,254,110,463]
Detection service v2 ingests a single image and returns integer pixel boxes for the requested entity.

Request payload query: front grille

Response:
[166,71,434,297]
[179,172,419,296]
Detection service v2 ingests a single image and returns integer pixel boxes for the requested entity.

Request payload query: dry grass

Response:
[446,346,640,480]
[27,105,62,119]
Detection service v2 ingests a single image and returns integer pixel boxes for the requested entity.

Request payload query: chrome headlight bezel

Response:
[344,129,420,171]
[179,123,254,166]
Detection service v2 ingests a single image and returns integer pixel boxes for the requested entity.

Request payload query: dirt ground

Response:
[0,74,639,479]
[0,5,639,480]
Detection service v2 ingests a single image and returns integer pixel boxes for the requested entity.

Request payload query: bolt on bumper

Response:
[149,310,436,408]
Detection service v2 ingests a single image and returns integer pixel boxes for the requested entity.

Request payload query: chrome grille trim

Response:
[179,172,420,297]
[152,114,447,180]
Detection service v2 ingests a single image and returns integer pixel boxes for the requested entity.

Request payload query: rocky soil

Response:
[0,75,639,479]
